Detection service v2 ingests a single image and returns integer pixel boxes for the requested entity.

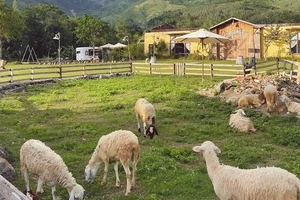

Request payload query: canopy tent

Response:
[113,43,127,48]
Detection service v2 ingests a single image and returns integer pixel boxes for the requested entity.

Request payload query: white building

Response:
[76,47,102,61]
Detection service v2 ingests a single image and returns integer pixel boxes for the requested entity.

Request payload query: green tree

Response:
[21,4,73,59]
[0,0,23,59]
[74,14,111,60]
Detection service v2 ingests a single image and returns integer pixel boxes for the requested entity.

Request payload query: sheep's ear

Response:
[192,146,203,153]
[241,110,246,116]
[214,147,221,154]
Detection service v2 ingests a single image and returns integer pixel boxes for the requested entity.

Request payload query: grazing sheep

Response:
[229,109,256,133]
[193,141,300,200]
[85,130,140,196]
[237,93,265,108]
[20,139,84,200]
[280,95,300,115]
[134,98,158,139]
[263,84,278,112]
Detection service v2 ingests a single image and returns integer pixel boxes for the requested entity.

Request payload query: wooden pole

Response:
[201,39,204,82]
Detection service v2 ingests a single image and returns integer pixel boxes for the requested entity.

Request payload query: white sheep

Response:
[85,130,140,196]
[193,141,300,200]
[263,84,278,112]
[280,94,300,115]
[237,93,265,108]
[229,109,256,133]
[20,139,84,200]
[134,98,158,139]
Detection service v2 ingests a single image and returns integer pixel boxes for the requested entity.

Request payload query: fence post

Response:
[82,65,86,77]
[210,64,213,79]
[254,63,257,75]
[130,62,133,73]
[297,64,300,84]
[276,58,280,75]
[173,64,176,76]
[59,65,62,79]
[110,65,112,74]
[283,61,286,76]
[150,63,152,75]
[290,63,294,80]
[31,67,34,80]
[183,63,186,76]
[243,65,246,77]
[9,69,13,83]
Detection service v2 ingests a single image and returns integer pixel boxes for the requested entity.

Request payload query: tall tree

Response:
[74,14,110,59]
[0,0,23,59]
[22,4,73,59]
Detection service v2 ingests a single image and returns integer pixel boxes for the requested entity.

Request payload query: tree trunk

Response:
[0,39,3,59]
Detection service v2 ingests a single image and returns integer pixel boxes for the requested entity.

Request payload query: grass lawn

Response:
[0,74,299,200]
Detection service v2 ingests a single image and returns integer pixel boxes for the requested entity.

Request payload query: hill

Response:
[4,0,300,28]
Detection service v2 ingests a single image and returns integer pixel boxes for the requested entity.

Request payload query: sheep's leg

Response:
[51,185,56,200]
[22,168,31,192]
[114,161,121,187]
[137,117,141,133]
[36,178,45,194]
[131,159,138,189]
[121,160,132,196]
[143,121,147,137]
[101,161,109,185]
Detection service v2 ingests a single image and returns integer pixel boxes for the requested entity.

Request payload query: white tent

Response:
[113,43,127,48]
[100,43,114,48]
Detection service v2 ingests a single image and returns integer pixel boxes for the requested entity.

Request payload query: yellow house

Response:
[144,24,199,57]
[144,21,300,59]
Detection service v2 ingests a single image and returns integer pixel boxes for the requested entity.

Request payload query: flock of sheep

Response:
[19,98,157,199]
[18,81,300,200]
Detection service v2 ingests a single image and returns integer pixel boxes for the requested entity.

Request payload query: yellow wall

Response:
[261,26,292,58]
[144,30,208,56]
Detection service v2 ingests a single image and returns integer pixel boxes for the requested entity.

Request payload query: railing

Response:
[132,59,300,84]
[0,175,30,200]
[0,62,133,85]
[0,60,298,85]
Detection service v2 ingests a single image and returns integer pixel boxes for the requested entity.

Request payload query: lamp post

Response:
[123,36,130,62]
[53,32,61,78]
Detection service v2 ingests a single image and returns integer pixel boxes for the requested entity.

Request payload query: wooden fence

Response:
[0,175,29,200]
[0,62,133,85]
[132,59,300,84]
[0,59,299,85]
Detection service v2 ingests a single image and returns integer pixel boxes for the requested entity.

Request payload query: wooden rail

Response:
[132,59,299,84]
[0,62,133,84]
[0,175,29,200]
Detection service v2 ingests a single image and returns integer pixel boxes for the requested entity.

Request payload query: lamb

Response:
[20,139,84,200]
[134,98,158,139]
[263,84,279,112]
[237,93,265,108]
[280,94,300,115]
[229,109,256,133]
[192,141,300,200]
[85,130,140,196]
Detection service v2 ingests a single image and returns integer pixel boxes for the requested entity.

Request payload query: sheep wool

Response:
[20,139,84,200]
[193,141,300,200]
[85,130,140,196]
[237,93,265,108]
[280,95,300,115]
[134,98,158,139]
[229,109,256,133]
[263,84,278,112]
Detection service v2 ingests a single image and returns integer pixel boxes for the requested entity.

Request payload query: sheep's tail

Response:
[131,143,140,164]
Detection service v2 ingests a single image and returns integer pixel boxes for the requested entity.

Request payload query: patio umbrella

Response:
[100,43,114,49]
[174,28,231,81]
[113,43,127,48]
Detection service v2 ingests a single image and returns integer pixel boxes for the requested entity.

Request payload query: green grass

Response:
[0,75,300,200]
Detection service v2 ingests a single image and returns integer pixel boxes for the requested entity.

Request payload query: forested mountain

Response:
[4,0,300,28]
